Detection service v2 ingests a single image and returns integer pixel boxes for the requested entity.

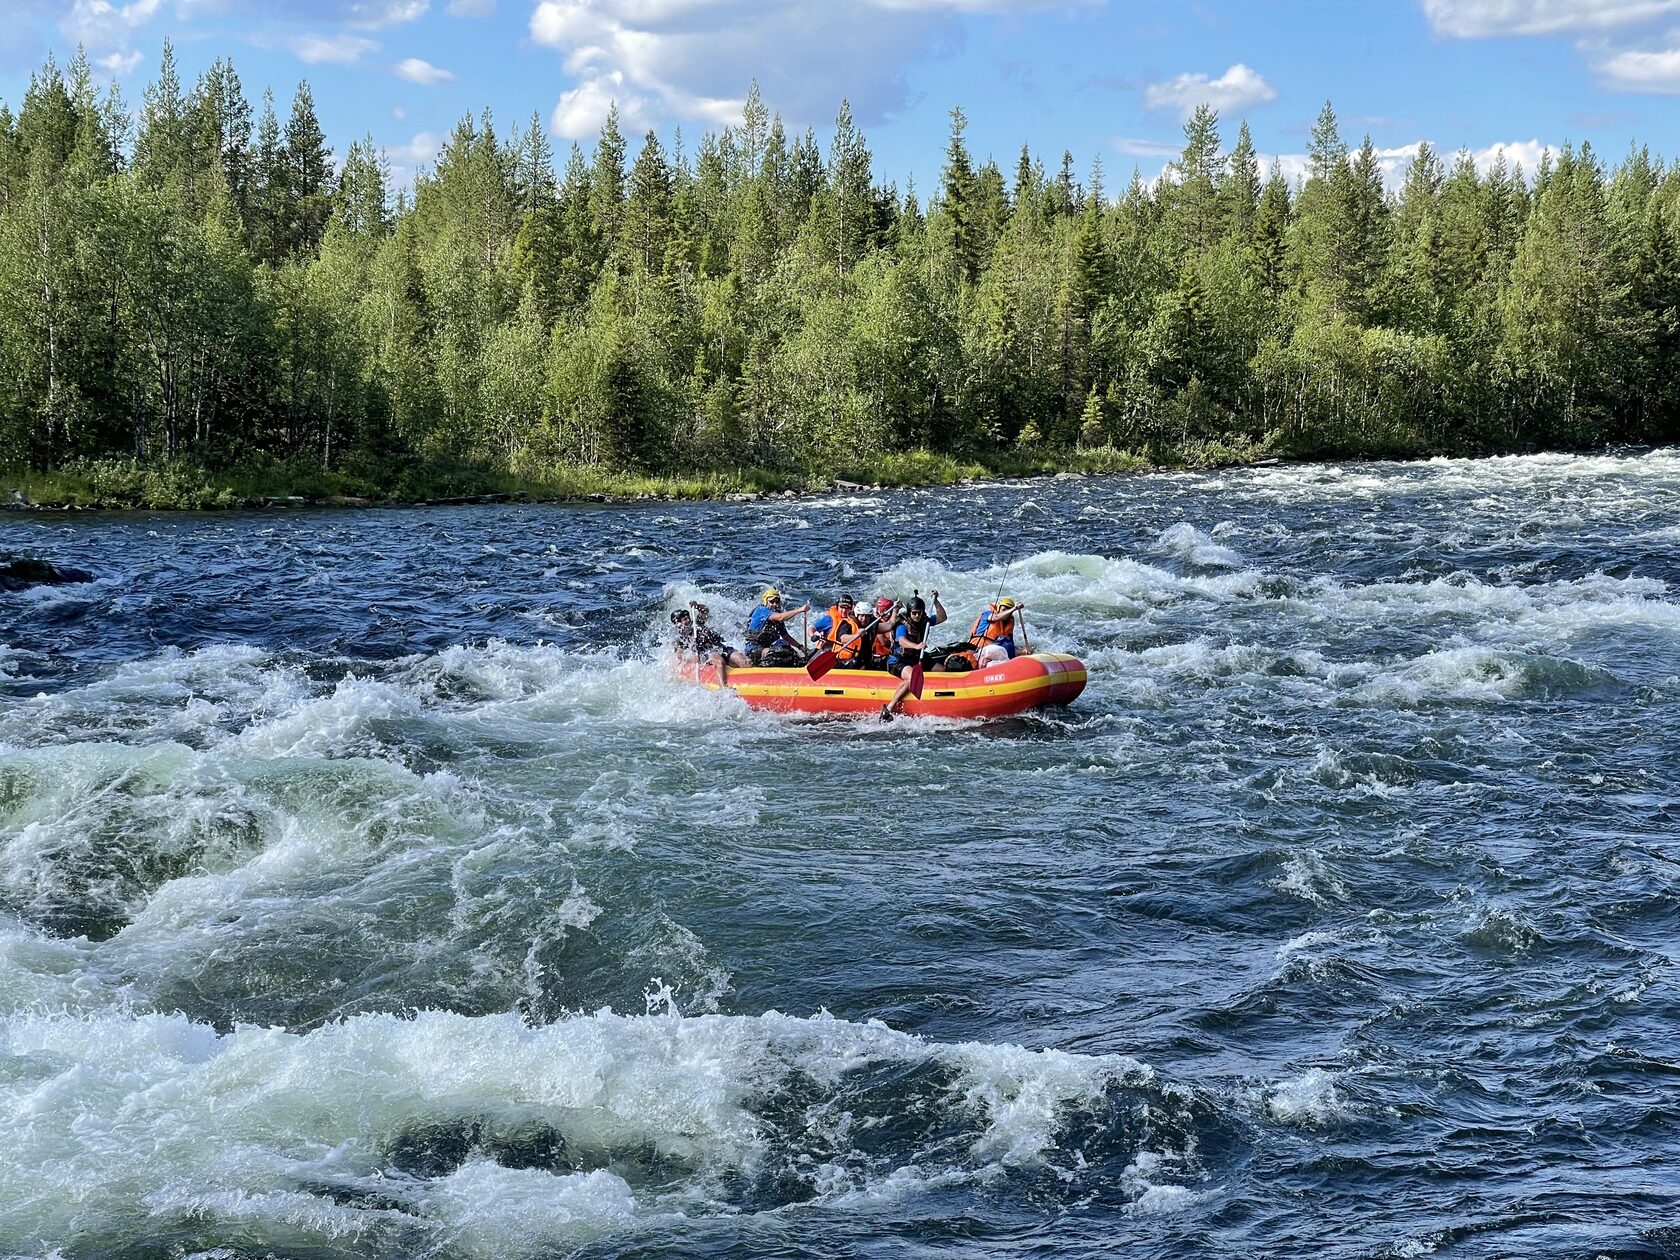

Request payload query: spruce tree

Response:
[284,81,332,256]
[590,102,626,246]
[1223,120,1262,241]
[624,130,672,274]
[940,106,979,281]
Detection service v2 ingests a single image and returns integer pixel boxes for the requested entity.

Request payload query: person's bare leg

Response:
[883,673,912,719]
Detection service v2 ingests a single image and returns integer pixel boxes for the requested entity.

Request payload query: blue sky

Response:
[9,1,1680,192]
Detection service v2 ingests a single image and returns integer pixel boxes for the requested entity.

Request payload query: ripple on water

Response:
[0,450,1677,1257]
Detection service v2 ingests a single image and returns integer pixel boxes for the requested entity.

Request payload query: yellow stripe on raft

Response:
[697,652,1087,719]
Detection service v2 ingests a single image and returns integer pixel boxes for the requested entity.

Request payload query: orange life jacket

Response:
[970,604,1014,646]
[870,623,895,663]
[823,605,863,661]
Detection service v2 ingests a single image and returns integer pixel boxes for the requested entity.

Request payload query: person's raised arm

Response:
[930,589,946,625]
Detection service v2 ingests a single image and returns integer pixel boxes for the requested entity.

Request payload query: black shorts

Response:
[887,659,918,678]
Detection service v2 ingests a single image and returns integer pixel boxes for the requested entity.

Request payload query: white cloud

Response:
[347,0,429,26]
[551,70,658,140]
[1112,137,1180,157]
[97,49,144,75]
[1421,0,1680,36]
[291,31,381,63]
[446,0,495,12]
[395,56,455,84]
[381,129,445,192]
[60,0,162,52]
[393,104,408,119]
[1257,139,1554,191]
[1469,138,1554,174]
[530,0,1059,138]
[1596,44,1680,88]
[872,0,1086,7]
[1142,63,1277,118]
[389,130,445,165]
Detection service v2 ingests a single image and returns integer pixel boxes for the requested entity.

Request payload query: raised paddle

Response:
[806,615,878,681]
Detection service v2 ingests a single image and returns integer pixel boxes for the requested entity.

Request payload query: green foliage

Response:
[2,53,1677,507]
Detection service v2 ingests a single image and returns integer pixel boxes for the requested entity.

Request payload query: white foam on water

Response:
[0,643,305,749]
[1271,851,1349,908]
[1461,904,1540,954]
[0,913,131,1014]
[1276,929,1340,959]
[0,1005,1152,1253]
[1120,1150,1206,1216]
[1152,522,1246,570]
[1253,1068,1355,1128]
[426,1162,645,1258]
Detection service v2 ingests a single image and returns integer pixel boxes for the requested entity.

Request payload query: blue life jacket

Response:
[746,605,786,648]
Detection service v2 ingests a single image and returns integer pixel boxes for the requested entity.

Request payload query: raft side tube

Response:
[696,652,1087,719]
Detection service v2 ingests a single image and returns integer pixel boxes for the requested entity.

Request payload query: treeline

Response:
[2,44,1678,491]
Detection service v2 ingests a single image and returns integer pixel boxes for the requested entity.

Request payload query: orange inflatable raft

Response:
[696,652,1087,719]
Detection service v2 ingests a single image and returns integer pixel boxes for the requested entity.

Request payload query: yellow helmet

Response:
[761,588,782,605]
[997,596,1017,610]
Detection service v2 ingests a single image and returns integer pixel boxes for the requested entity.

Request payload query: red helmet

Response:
[874,597,895,617]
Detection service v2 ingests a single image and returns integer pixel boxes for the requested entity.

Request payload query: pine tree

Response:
[250,89,288,263]
[192,58,252,221]
[284,81,333,257]
[516,110,556,215]
[824,99,873,293]
[1014,143,1034,209]
[134,38,187,189]
[623,130,672,274]
[1386,141,1445,329]
[590,102,626,246]
[1251,162,1290,293]
[940,106,979,281]
[1223,120,1262,241]
[1172,102,1222,258]
[336,135,389,237]
[739,80,768,179]
[1307,100,1347,183]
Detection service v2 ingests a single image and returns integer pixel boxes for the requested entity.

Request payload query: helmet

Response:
[762,588,781,605]
[996,596,1017,610]
[908,597,926,617]
[874,597,895,617]
[670,609,690,623]
[838,593,856,606]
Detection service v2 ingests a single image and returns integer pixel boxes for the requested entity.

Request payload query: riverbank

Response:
[0,440,1275,512]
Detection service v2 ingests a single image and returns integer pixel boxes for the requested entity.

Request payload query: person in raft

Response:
[745,588,811,666]
[969,595,1025,665]
[861,596,901,670]
[880,591,947,720]
[933,595,1027,671]
[811,594,874,669]
[671,601,749,678]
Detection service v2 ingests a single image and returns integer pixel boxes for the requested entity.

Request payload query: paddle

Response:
[806,615,878,681]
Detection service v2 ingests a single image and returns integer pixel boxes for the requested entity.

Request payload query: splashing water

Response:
[2,449,1678,1257]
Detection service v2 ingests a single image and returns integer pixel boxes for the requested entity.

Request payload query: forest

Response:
[2,44,1678,504]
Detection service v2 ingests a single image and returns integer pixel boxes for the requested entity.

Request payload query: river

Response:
[1,451,1677,1259]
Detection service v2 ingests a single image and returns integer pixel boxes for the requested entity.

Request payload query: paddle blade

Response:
[908,660,926,699]
[806,649,835,680]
